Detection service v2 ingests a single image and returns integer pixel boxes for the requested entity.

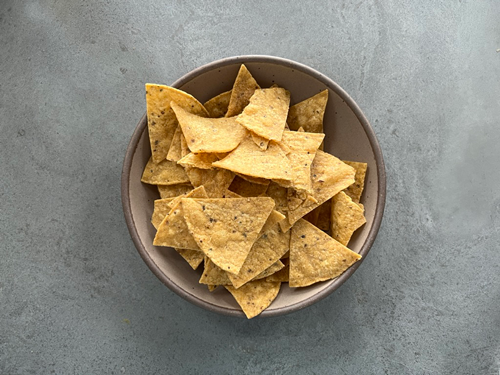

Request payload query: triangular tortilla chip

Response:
[176,248,204,270]
[185,167,235,198]
[228,175,269,197]
[287,150,356,226]
[199,257,232,285]
[236,88,290,142]
[227,223,290,288]
[330,191,366,246]
[225,279,281,319]
[259,210,286,237]
[166,124,183,162]
[280,131,325,193]
[213,135,293,181]
[141,157,190,185]
[225,65,260,117]
[171,102,247,153]
[157,184,193,199]
[145,84,208,163]
[287,90,328,134]
[342,161,368,204]
[204,90,232,118]
[289,219,361,287]
[178,152,219,170]
[153,185,209,250]
[181,197,275,274]
[151,198,176,229]
[166,186,208,209]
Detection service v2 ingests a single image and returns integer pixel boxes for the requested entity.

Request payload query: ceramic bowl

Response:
[122,55,386,318]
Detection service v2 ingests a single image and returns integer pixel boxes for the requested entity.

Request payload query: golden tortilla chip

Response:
[141,157,190,185]
[181,197,275,274]
[226,279,281,319]
[166,125,183,162]
[158,184,193,199]
[253,260,285,280]
[287,150,356,226]
[213,135,293,181]
[316,200,331,231]
[342,161,368,204]
[176,248,204,270]
[266,258,289,282]
[199,257,232,285]
[178,152,219,170]
[330,191,366,246]
[204,90,232,118]
[236,88,290,142]
[280,131,325,193]
[153,187,209,250]
[252,132,270,150]
[185,167,235,198]
[287,90,328,134]
[228,175,269,197]
[289,219,361,287]
[166,186,208,209]
[151,198,176,229]
[145,84,208,163]
[225,65,260,117]
[227,224,290,288]
[171,102,247,154]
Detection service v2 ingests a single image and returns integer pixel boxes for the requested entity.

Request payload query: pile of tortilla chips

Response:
[141,65,368,319]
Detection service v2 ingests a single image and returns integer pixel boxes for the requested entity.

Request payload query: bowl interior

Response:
[123,56,385,317]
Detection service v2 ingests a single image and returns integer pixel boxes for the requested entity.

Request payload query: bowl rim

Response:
[121,55,386,318]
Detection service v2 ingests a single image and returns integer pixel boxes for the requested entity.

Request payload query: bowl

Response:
[121,55,386,318]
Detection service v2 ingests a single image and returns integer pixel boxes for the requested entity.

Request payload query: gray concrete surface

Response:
[1,1,499,374]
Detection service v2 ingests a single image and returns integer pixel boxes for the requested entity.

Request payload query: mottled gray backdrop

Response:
[1,1,499,374]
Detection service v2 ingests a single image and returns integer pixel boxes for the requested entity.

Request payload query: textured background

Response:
[1,1,499,374]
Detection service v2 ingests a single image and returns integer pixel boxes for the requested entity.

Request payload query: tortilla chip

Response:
[204,90,232,118]
[180,132,189,157]
[153,187,209,250]
[316,200,331,231]
[145,84,208,163]
[226,279,281,319]
[266,258,289,282]
[289,219,361,287]
[225,65,260,117]
[207,285,218,292]
[166,125,183,162]
[199,257,232,285]
[236,88,290,142]
[166,185,208,209]
[287,150,356,226]
[227,224,290,288]
[141,157,190,185]
[176,248,204,270]
[151,198,176,229]
[178,152,219,170]
[158,184,193,199]
[330,191,366,246]
[171,102,247,154]
[229,175,269,197]
[185,167,235,198]
[253,260,285,280]
[265,182,288,216]
[280,131,325,193]
[252,132,270,150]
[181,197,275,274]
[287,90,328,134]
[213,135,293,181]
[342,161,368,204]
